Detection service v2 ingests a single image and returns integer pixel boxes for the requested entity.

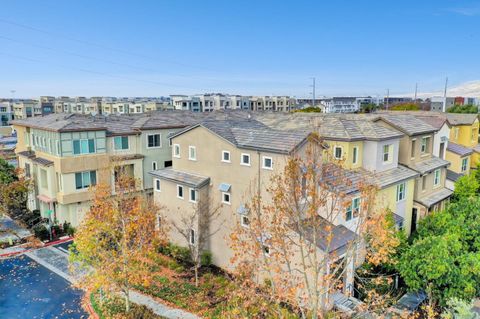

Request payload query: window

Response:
[421,137,430,154]
[73,139,95,155]
[396,182,406,202]
[189,229,195,245]
[173,144,180,158]
[262,245,270,256]
[461,158,468,172]
[189,188,197,203]
[352,147,358,164]
[114,136,129,150]
[262,156,273,169]
[434,169,441,186]
[241,215,250,227]
[334,146,343,159]
[40,169,48,188]
[155,179,161,192]
[189,146,196,160]
[177,185,184,199]
[383,144,392,163]
[454,127,459,140]
[411,139,416,158]
[152,161,157,170]
[24,163,31,178]
[75,171,97,190]
[241,153,251,166]
[346,197,360,221]
[222,150,230,163]
[222,192,231,204]
[422,175,427,191]
[147,134,161,148]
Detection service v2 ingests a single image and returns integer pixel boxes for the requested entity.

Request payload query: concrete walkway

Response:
[23,243,200,319]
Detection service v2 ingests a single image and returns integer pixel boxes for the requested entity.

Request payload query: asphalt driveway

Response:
[0,254,87,319]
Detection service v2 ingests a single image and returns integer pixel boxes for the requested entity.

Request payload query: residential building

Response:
[11,112,202,227]
[12,100,38,119]
[430,96,456,112]
[374,115,451,233]
[0,102,14,134]
[319,97,374,113]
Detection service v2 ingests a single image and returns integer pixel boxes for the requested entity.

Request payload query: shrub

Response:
[125,304,159,319]
[201,251,212,267]
[158,243,191,264]
[33,224,49,240]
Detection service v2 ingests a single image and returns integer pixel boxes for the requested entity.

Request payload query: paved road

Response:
[0,253,87,319]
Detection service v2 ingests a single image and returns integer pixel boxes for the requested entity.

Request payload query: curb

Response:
[0,236,73,258]
[84,295,100,319]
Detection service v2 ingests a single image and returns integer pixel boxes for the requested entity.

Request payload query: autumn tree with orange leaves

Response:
[72,170,167,313]
[230,133,401,318]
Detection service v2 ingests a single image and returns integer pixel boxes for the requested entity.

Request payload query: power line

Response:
[0,18,220,73]
[0,51,199,90]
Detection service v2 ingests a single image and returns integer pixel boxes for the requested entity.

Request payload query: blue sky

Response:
[1,0,479,98]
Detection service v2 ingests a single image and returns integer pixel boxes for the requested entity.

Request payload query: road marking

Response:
[25,249,74,283]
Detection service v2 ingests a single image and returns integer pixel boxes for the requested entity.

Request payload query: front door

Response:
[411,208,418,234]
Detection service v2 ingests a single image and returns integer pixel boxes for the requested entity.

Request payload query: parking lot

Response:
[0,242,87,319]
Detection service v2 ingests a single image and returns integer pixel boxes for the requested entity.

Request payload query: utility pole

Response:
[443,77,448,112]
[386,89,390,110]
[414,83,418,102]
[310,77,316,107]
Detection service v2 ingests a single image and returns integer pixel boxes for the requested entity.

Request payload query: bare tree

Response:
[230,133,400,318]
[172,193,224,287]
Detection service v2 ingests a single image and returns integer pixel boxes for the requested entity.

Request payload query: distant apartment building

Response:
[11,112,203,227]
[319,97,376,113]
[0,102,13,127]
[170,94,296,112]
[430,96,479,112]
[384,97,413,108]
[12,100,38,119]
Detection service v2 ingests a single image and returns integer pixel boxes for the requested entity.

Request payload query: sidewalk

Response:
[21,242,200,319]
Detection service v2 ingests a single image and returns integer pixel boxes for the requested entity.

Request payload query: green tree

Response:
[453,174,480,200]
[360,103,378,113]
[447,104,478,114]
[389,103,420,111]
[397,196,480,305]
[0,157,17,184]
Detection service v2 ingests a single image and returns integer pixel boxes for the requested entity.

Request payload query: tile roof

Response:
[447,142,473,156]
[446,169,464,182]
[393,213,404,227]
[290,216,357,255]
[371,165,419,189]
[375,115,437,136]
[408,156,450,174]
[446,113,479,126]
[149,168,210,188]
[32,157,54,167]
[473,144,480,154]
[17,150,35,158]
[10,111,208,135]
[415,115,448,130]
[415,187,452,208]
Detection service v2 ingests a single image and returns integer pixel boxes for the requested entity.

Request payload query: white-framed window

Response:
[346,197,360,221]
[177,185,184,199]
[147,133,161,148]
[222,150,231,163]
[396,182,406,202]
[152,161,157,171]
[383,144,392,163]
[262,244,270,257]
[262,156,273,170]
[155,179,161,192]
[114,136,129,150]
[75,170,97,190]
[189,188,197,203]
[73,139,95,155]
[173,144,180,158]
[222,192,231,204]
[241,153,251,166]
[189,229,195,245]
[189,146,196,161]
[334,146,343,159]
[241,215,250,228]
[421,137,430,154]
[352,146,358,164]
[461,158,468,172]
[433,169,441,186]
